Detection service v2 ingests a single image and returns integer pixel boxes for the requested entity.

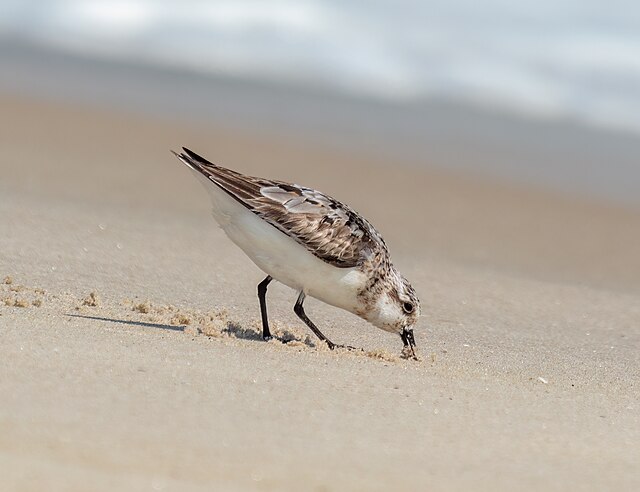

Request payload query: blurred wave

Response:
[1,0,640,135]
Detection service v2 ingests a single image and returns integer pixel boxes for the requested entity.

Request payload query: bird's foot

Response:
[326,341,362,352]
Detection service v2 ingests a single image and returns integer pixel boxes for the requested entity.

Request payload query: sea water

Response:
[1,0,639,205]
[1,0,639,136]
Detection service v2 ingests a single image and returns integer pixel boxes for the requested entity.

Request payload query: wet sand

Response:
[1,95,639,491]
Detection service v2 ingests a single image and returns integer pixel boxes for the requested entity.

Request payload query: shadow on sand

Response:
[67,314,185,332]
[67,314,315,347]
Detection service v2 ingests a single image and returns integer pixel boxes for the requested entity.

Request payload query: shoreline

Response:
[1,39,640,206]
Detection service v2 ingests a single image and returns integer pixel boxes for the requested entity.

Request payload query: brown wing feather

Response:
[174,148,386,268]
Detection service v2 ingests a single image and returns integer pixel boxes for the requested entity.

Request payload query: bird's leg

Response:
[257,275,273,341]
[293,292,336,350]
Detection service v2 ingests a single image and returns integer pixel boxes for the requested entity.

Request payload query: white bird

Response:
[173,148,420,356]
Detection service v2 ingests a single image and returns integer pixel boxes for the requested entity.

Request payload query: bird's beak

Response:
[400,327,417,359]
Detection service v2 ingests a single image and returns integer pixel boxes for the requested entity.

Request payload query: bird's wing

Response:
[173,147,385,268]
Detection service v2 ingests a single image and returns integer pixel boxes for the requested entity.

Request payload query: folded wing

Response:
[173,147,384,268]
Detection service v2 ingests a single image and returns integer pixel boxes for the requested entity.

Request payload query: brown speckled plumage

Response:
[173,147,421,355]
[175,147,387,268]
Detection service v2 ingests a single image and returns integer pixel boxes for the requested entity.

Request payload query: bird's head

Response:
[365,269,421,358]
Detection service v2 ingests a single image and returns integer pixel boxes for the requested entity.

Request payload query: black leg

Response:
[293,292,336,350]
[257,275,273,340]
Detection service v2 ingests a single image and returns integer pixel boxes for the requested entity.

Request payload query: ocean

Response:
[0,0,639,205]
[1,0,640,136]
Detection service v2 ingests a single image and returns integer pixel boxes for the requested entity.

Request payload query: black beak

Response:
[400,328,417,359]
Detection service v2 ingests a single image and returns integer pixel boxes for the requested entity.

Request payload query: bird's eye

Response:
[402,302,414,314]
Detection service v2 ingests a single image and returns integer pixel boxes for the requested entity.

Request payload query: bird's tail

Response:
[171,147,217,172]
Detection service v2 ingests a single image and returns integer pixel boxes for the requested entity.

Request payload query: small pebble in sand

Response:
[537,377,549,384]
[32,299,42,307]
[12,298,29,308]
[3,276,13,285]
[34,288,46,295]
[82,292,100,307]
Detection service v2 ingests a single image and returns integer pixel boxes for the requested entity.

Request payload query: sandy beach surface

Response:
[1,95,639,491]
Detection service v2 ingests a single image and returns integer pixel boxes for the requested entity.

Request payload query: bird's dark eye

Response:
[402,302,414,314]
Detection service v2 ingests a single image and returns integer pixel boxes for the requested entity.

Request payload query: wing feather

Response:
[174,148,385,267]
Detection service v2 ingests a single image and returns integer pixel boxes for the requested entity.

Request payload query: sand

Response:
[1,95,639,491]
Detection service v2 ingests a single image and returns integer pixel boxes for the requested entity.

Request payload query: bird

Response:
[172,147,420,357]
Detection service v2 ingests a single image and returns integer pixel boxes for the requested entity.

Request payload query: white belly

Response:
[199,176,367,313]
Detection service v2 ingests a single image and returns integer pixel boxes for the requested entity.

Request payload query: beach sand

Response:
[1,95,639,491]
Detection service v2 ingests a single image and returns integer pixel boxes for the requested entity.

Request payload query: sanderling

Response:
[173,147,420,357]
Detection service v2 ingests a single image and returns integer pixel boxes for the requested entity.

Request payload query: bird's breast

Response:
[205,183,367,312]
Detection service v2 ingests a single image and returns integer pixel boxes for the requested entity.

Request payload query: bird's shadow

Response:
[67,314,185,332]
[223,321,314,347]
[223,320,264,341]
[66,314,315,347]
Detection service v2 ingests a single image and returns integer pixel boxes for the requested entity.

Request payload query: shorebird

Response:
[173,148,420,356]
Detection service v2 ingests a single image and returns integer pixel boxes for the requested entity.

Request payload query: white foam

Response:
[2,0,640,135]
